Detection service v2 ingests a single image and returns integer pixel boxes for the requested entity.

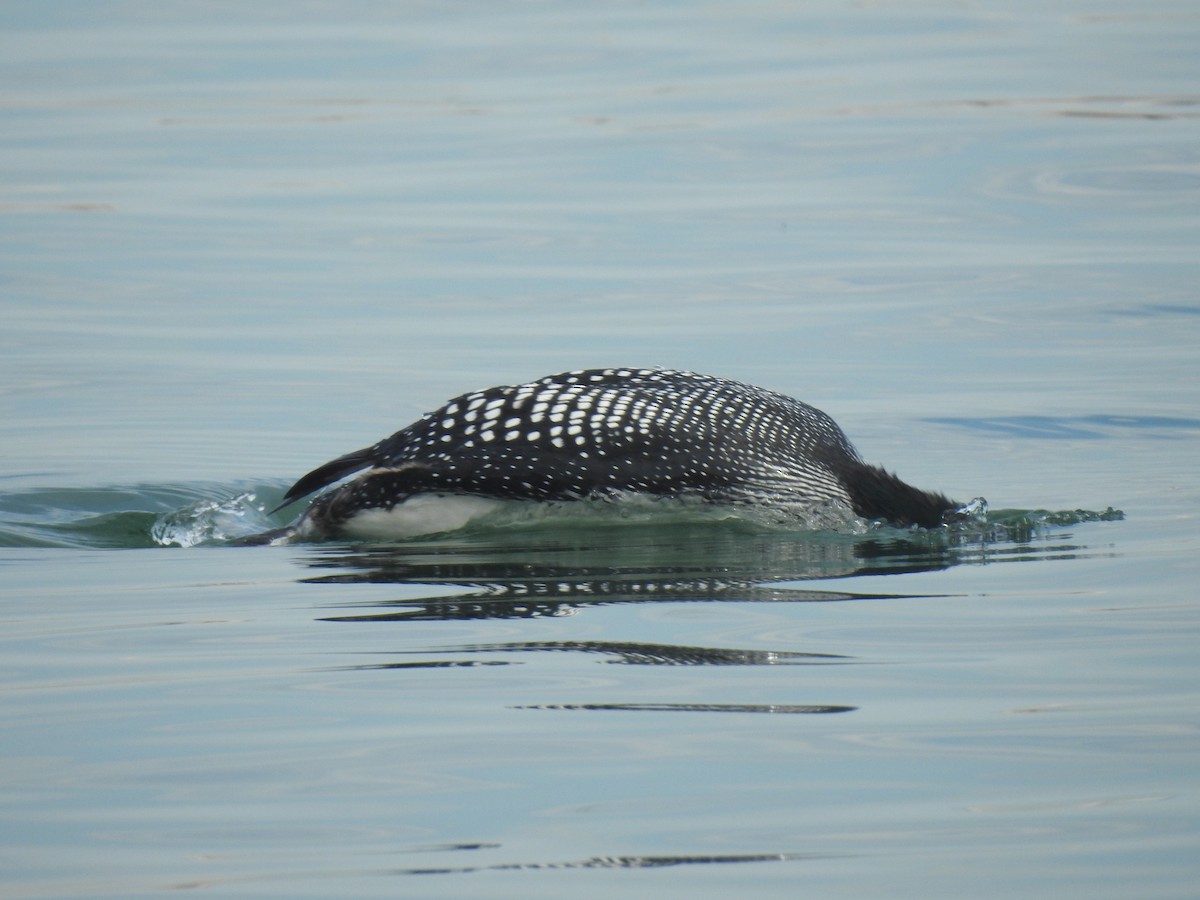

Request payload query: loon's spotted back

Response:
[271,367,959,537]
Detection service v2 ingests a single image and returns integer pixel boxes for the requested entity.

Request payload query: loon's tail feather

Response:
[270,447,376,514]
[834,459,958,529]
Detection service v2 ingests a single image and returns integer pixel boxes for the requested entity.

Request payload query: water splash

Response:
[150,491,271,547]
[954,496,989,521]
[959,506,1124,544]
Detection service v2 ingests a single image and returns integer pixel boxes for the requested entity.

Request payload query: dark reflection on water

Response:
[306,527,956,623]
[283,515,1124,734]
[514,703,856,714]
[317,583,889,623]
[360,641,848,665]
[335,639,851,669]
[295,518,1118,695]
[296,528,950,698]
[303,517,1114,623]
[399,850,834,875]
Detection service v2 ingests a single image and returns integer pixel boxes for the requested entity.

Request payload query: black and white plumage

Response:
[266,367,959,541]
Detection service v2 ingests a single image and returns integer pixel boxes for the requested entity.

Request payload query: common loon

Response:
[262,367,960,542]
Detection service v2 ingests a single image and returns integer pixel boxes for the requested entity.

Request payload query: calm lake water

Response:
[2,2,1199,897]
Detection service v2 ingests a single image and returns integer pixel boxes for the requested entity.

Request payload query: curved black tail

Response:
[836,460,958,529]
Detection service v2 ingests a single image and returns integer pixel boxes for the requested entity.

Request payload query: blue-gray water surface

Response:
[2,2,1198,897]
